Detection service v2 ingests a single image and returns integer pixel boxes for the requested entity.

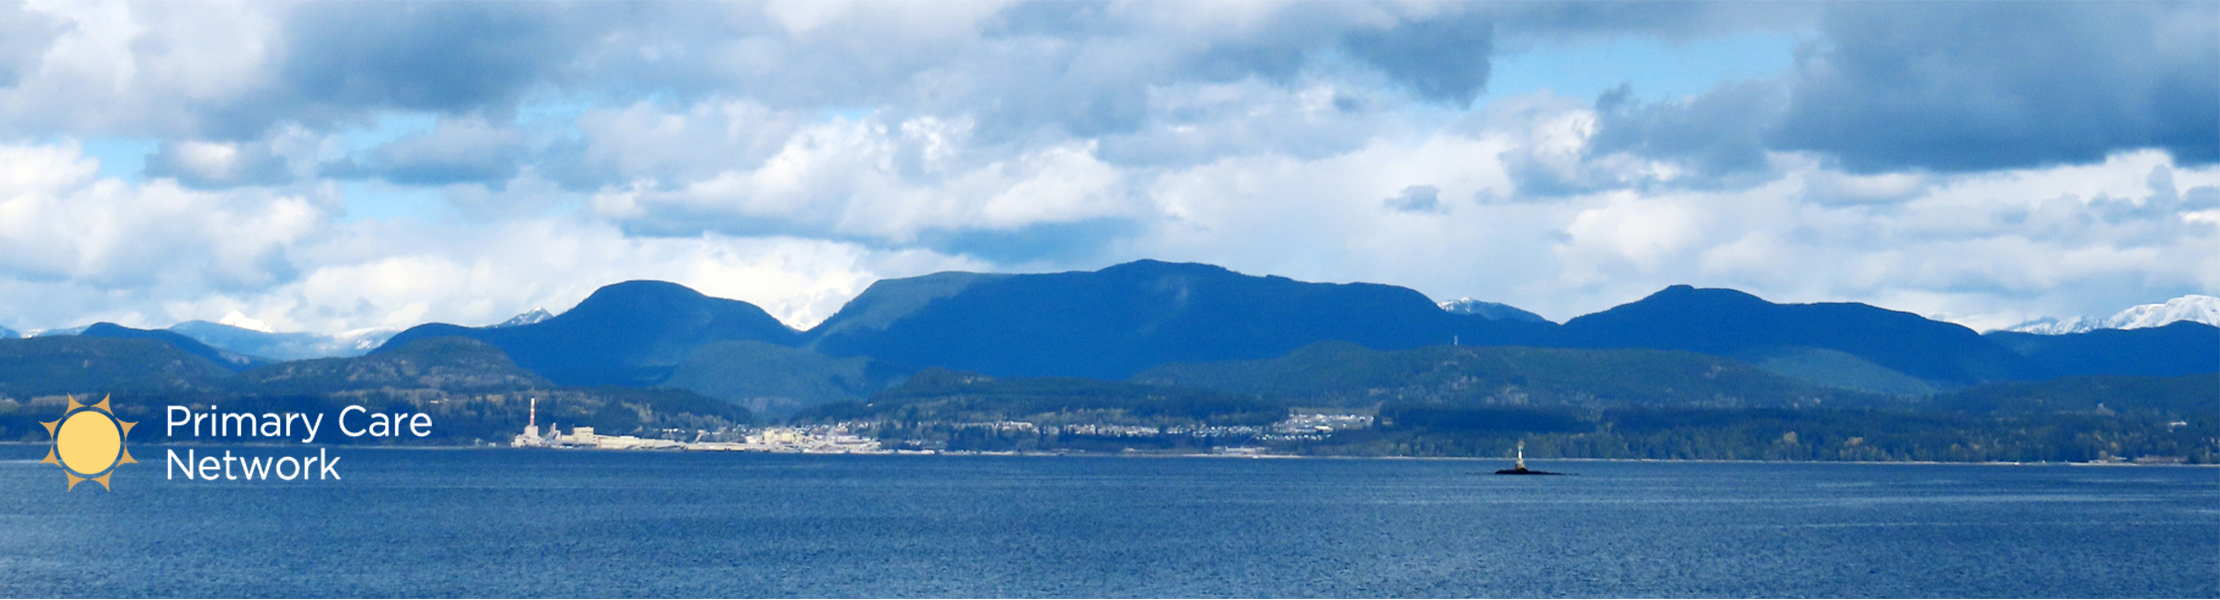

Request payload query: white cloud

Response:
[0,0,278,136]
[273,220,981,332]
[591,112,1138,242]
[0,142,323,289]
[0,2,2208,342]
[0,141,984,334]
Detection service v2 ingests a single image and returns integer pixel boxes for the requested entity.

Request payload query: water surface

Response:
[2,447,2213,598]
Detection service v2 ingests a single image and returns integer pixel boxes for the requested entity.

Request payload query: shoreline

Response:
[0,441,2208,467]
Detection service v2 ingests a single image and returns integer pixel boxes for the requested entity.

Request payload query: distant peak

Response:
[600,279,701,293]
[218,310,276,333]
[575,280,708,305]
[564,280,719,317]
[2002,294,2220,334]
[1101,259,1236,276]
[1437,297,1550,323]
[1637,285,1766,305]
[493,308,554,328]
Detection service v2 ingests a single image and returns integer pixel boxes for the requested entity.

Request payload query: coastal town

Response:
[510,399,883,453]
[505,398,1380,455]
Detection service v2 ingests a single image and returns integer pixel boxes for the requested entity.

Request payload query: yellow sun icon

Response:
[40,395,137,491]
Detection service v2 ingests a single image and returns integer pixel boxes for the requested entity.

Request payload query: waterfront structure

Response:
[510,408,880,453]
[510,398,544,447]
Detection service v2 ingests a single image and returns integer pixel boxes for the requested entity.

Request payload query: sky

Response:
[0,0,2213,335]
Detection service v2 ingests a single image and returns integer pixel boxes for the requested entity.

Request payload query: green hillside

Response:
[241,336,554,393]
[1307,404,2214,463]
[1932,372,2218,417]
[802,368,1283,427]
[1731,345,1945,396]
[1133,341,1886,409]
[659,340,907,416]
[0,336,750,444]
[0,336,234,397]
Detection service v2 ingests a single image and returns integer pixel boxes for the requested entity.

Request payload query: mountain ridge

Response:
[167,320,396,361]
[804,259,1561,379]
[1438,297,1550,323]
[79,322,271,371]
[1559,285,2044,388]
[2003,295,2220,334]
[1983,322,2220,378]
[12,261,2206,411]
[377,280,803,387]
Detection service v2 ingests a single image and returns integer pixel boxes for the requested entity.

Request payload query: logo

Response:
[40,395,137,491]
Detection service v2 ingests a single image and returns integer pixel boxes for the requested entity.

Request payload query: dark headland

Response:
[1495,442,1567,475]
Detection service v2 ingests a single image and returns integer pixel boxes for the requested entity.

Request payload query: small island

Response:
[1495,441,1565,476]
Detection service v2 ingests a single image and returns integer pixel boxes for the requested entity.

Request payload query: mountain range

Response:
[4,260,2213,418]
[1437,298,1549,323]
[1556,285,2045,393]
[15,319,396,361]
[493,309,554,328]
[802,260,1558,379]
[2002,295,2220,334]
[165,320,397,361]
[379,280,803,388]
[0,334,753,444]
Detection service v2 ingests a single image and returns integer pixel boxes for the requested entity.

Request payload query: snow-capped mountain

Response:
[2003,295,2220,334]
[167,321,398,360]
[218,310,276,333]
[492,308,554,328]
[1437,297,1550,323]
[337,327,402,352]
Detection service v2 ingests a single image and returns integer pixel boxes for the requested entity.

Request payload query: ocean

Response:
[2,446,2214,598]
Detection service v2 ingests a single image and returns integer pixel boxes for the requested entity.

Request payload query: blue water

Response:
[1,447,2214,598]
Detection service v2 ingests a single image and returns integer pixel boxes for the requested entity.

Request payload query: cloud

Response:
[320,117,526,186]
[0,0,2211,340]
[144,140,293,188]
[589,114,1139,247]
[0,142,324,293]
[261,3,593,125]
[273,220,980,332]
[0,141,984,333]
[0,0,282,137]
[1588,80,1781,181]
[1382,184,1445,213]
[1770,2,2219,172]
[1342,9,1494,106]
[1560,3,2216,186]
[0,0,62,88]
[544,100,805,190]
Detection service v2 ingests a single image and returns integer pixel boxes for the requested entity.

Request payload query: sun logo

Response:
[40,395,137,491]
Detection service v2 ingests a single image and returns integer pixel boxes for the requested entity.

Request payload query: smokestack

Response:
[529,397,537,429]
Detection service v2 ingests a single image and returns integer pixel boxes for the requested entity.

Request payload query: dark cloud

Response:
[1342,11,1494,106]
[1382,185,1445,213]
[916,218,1141,265]
[280,3,586,112]
[0,1,60,88]
[1590,80,1781,178]
[179,2,611,138]
[2090,165,2220,224]
[319,119,526,187]
[143,141,293,189]
[1486,1,1815,47]
[1771,2,2220,172]
[1554,1,2213,194]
